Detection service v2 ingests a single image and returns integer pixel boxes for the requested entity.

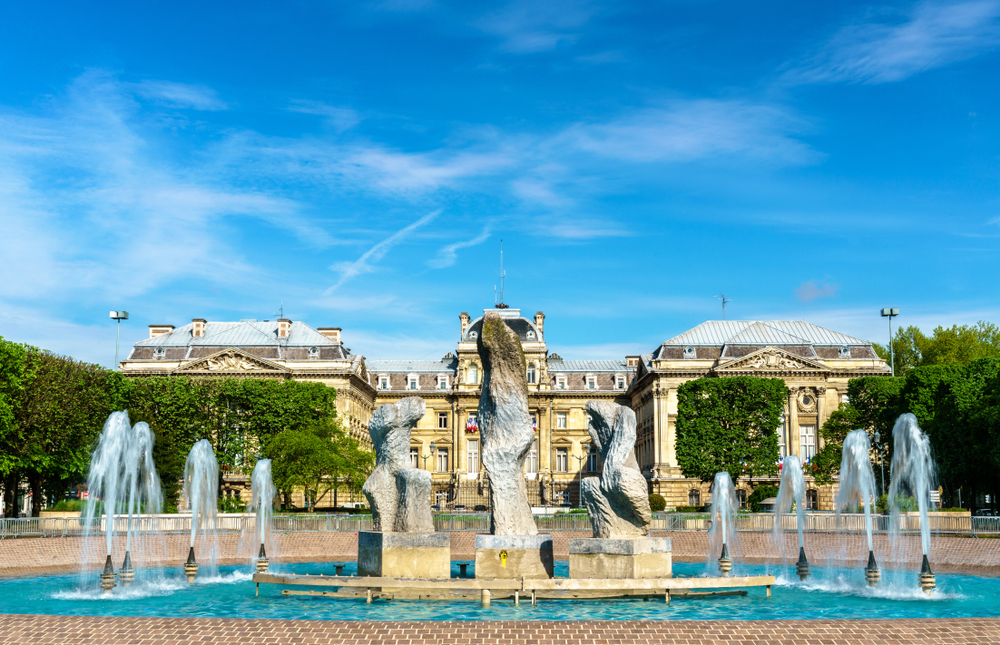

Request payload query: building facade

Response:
[120,311,890,511]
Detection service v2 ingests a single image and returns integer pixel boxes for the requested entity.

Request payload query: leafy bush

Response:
[747,485,779,513]
[219,496,246,513]
[674,505,705,513]
[50,499,84,512]
[648,493,666,512]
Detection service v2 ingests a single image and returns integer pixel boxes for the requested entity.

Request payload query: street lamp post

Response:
[880,308,900,376]
[422,442,436,470]
[109,311,129,370]
[574,445,589,509]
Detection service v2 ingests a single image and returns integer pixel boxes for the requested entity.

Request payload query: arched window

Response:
[468,364,478,384]
[688,489,701,506]
[527,363,536,384]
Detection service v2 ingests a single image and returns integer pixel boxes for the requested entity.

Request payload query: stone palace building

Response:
[120,308,889,511]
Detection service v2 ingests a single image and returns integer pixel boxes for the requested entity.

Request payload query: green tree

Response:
[874,321,1000,376]
[0,338,30,517]
[810,403,863,486]
[675,376,785,484]
[873,325,928,376]
[266,419,373,511]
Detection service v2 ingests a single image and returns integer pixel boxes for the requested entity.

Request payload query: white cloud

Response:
[428,227,492,269]
[541,219,631,239]
[326,210,441,293]
[477,0,598,53]
[786,0,1000,84]
[559,100,817,166]
[796,279,840,302]
[130,79,229,110]
[287,100,361,132]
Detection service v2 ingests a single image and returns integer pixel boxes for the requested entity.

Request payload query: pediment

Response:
[174,348,290,375]
[714,347,828,374]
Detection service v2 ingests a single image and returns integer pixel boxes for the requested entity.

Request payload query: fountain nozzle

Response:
[184,546,199,583]
[864,550,880,587]
[796,546,811,581]
[119,550,135,586]
[919,554,935,595]
[99,554,117,593]
[256,543,270,574]
[718,543,733,578]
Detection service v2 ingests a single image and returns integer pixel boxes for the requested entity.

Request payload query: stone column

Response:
[788,387,800,460]
[816,386,827,449]
[663,387,675,468]
[541,399,553,475]
[651,384,661,476]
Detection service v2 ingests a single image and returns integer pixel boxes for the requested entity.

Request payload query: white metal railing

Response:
[2,512,996,538]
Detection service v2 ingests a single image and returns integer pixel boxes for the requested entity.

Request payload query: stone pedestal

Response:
[568,537,672,579]
[357,531,451,579]
[475,534,554,579]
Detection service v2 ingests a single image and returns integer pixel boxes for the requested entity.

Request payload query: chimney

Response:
[277,318,292,338]
[534,312,545,340]
[191,319,206,338]
[626,356,640,368]
[460,312,470,337]
[149,325,175,339]
[317,327,342,344]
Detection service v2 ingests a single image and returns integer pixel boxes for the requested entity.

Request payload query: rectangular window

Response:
[438,412,449,429]
[556,448,568,472]
[586,448,599,473]
[556,412,567,429]
[527,364,536,383]
[736,489,748,509]
[799,425,816,461]
[408,376,418,390]
[556,375,567,389]
[615,375,625,390]
[777,418,786,459]
[586,376,597,390]
[525,440,538,475]
[437,448,449,472]
[378,376,390,390]
[410,447,419,469]
[438,375,449,389]
[467,439,479,474]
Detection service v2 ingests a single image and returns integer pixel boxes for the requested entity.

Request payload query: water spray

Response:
[889,414,936,595]
[99,555,117,593]
[774,455,809,580]
[837,430,879,586]
[709,472,737,578]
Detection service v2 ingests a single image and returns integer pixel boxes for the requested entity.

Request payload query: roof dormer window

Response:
[526,330,535,339]
[469,331,478,339]
[308,346,319,359]
[556,374,567,390]
[378,375,390,390]
[586,375,598,390]
[437,375,449,390]
[614,374,626,390]
[407,374,419,390]
[839,346,851,358]
[153,347,165,360]
[683,346,696,359]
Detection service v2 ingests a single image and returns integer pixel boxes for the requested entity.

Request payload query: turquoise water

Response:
[2,561,998,621]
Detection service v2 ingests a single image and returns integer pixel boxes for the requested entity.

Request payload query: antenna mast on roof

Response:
[715,294,731,321]
[494,240,508,309]
[273,302,284,319]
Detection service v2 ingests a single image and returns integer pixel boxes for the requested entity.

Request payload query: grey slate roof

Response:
[462,309,542,343]
[662,321,870,347]
[368,359,457,374]
[134,321,340,349]
[546,359,629,373]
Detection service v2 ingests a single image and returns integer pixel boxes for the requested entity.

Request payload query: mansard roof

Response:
[462,308,542,343]
[368,359,458,374]
[134,320,343,350]
[546,358,629,373]
[660,321,870,348]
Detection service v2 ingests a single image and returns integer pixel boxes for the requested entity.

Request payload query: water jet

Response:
[184,546,199,583]
[836,430,879,586]
[708,472,737,578]
[774,455,809,580]
[99,555,117,593]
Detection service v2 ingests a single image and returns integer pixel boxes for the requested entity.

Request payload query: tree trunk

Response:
[3,473,17,518]
[29,473,43,517]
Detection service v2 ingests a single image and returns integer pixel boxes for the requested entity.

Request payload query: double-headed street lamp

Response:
[110,310,129,371]
[422,442,437,470]
[573,443,590,508]
[880,308,899,376]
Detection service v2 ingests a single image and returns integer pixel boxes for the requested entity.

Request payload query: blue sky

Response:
[1,0,998,366]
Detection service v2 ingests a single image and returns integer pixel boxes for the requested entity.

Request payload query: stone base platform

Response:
[569,537,672,579]
[357,531,450,578]
[475,534,554,579]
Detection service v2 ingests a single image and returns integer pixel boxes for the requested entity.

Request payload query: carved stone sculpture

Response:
[477,312,537,536]
[582,401,651,538]
[362,397,434,532]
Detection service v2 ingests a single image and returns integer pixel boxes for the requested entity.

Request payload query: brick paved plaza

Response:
[1,615,999,645]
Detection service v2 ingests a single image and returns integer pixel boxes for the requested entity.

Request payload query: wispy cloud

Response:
[796,279,840,302]
[786,0,1000,84]
[559,100,818,165]
[326,210,441,293]
[428,227,492,269]
[542,218,631,239]
[477,0,599,53]
[130,79,230,110]
[287,100,361,132]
